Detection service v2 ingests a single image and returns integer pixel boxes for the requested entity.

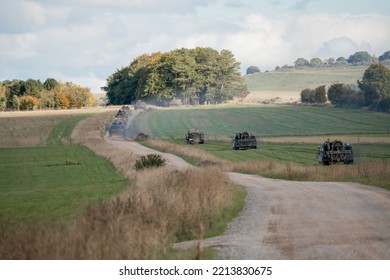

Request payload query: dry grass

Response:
[227,159,390,189]
[142,138,390,189]
[262,135,390,144]
[0,111,239,259]
[145,138,229,167]
[0,108,114,147]
[0,166,236,259]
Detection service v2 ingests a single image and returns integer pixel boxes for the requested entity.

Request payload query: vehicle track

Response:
[106,110,390,259]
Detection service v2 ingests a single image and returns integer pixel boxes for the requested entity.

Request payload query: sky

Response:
[1,0,390,93]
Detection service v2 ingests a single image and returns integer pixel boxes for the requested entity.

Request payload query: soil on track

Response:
[106,109,390,260]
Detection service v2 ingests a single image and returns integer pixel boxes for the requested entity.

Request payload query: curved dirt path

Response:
[106,109,390,259]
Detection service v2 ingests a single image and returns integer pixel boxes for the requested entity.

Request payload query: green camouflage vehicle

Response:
[317,139,354,165]
[232,131,257,150]
[185,129,205,144]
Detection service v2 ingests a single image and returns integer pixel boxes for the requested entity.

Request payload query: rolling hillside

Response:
[132,105,390,139]
[243,65,369,103]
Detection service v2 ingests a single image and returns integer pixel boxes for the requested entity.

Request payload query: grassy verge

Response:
[0,113,129,227]
[142,138,390,191]
[1,111,245,259]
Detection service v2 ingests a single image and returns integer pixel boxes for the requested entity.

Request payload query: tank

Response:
[185,129,205,144]
[232,131,257,150]
[317,139,354,165]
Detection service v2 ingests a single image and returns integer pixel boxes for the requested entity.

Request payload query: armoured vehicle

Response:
[232,131,257,150]
[108,106,131,136]
[185,129,205,144]
[317,139,354,165]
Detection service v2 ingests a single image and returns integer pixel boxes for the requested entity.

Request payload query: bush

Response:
[135,154,166,170]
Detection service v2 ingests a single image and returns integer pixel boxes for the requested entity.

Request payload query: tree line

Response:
[0,78,95,111]
[294,50,390,68]
[300,63,390,112]
[246,50,390,75]
[103,47,249,106]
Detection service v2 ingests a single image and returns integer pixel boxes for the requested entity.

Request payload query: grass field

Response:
[135,104,390,190]
[0,113,128,226]
[161,140,390,165]
[133,105,390,139]
[245,65,368,92]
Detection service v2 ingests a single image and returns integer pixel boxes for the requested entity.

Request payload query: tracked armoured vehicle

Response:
[232,131,257,150]
[108,106,131,136]
[317,139,354,165]
[185,129,205,144]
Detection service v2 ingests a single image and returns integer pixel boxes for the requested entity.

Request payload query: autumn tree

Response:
[314,85,327,103]
[103,47,248,105]
[300,88,315,103]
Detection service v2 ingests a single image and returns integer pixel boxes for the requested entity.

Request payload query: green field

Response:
[133,105,390,167]
[162,139,390,166]
[245,65,368,91]
[0,114,128,226]
[133,105,390,139]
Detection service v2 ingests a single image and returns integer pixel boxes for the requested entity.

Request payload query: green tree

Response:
[379,50,390,62]
[22,79,43,98]
[294,58,309,67]
[309,57,323,67]
[103,54,151,105]
[43,78,59,91]
[246,66,260,75]
[328,83,348,105]
[103,47,247,105]
[0,83,6,111]
[358,63,390,106]
[336,57,348,65]
[347,51,376,65]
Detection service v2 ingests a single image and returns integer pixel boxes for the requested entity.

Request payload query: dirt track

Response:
[106,110,390,260]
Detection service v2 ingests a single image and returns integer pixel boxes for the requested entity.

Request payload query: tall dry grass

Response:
[0,108,109,147]
[0,111,239,259]
[142,138,390,189]
[0,166,236,259]
[145,138,229,167]
[228,159,390,189]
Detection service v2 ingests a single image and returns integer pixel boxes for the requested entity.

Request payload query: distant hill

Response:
[244,65,369,92]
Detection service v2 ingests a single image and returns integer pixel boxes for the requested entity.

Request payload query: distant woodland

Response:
[0,79,95,111]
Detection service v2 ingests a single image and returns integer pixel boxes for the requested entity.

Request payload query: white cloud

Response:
[0,33,39,59]
[1,0,390,92]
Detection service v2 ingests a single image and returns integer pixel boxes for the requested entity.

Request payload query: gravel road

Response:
[106,109,390,260]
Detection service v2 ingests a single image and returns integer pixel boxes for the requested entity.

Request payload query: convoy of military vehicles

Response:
[110,107,354,165]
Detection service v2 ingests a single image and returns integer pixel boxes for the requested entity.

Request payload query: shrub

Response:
[135,154,166,170]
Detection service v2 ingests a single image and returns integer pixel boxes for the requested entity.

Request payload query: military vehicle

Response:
[108,106,131,136]
[317,139,354,165]
[185,129,205,144]
[232,131,257,150]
